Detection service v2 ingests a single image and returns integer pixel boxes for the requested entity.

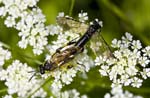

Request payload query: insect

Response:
[39,16,112,75]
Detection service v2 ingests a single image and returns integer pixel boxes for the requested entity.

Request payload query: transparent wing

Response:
[89,31,113,58]
[56,16,88,34]
[57,16,113,58]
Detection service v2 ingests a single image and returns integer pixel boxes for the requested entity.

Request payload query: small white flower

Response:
[0,46,11,66]
[111,39,121,48]
[33,47,43,55]
[113,50,122,59]
[47,25,62,35]
[28,35,36,46]
[67,68,77,77]
[99,65,109,76]
[16,21,28,31]
[109,68,117,81]
[142,46,150,57]
[131,40,142,50]
[4,16,16,27]
[138,56,150,67]
[14,0,27,10]
[140,68,150,79]
[51,80,63,93]
[0,70,8,80]
[78,11,88,22]
[52,70,62,80]
[81,95,88,98]
[131,77,143,88]
[95,56,104,66]
[125,66,138,76]
[32,8,46,23]
[8,5,20,18]
[3,0,14,8]
[122,32,133,41]
[25,15,35,28]
[70,89,80,98]
[18,38,28,49]
[0,7,7,16]
[131,49,141,59]
[111,85,123,95]
[120,74,131,86]
[61,91,69,98]
[114,33,132,50]
[104,93,111,98]
[125,91,135,98]
[61,72,73,85]
[18,29,30,38]
[26,0,38,7]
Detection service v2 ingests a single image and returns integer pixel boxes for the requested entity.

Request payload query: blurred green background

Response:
[0,0,150,98]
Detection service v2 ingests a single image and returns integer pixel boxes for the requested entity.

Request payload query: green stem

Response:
[17,51,42,65]
[0,41,42,64]
[0,88,7,93]
[27,77,53,97]
[124,86,150,94]
[69,0,75,16]
[0,41,10,49]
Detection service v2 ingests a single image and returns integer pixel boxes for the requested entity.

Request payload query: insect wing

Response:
[57,17,112,58]
[90,32,113,58]
[56,16,88,34]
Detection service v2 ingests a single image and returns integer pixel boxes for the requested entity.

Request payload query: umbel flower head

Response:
[0,0,48,55]
[95,32,150,88]
[0,60,47,97]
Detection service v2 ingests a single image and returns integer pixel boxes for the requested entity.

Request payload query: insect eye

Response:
[39,65,45,74]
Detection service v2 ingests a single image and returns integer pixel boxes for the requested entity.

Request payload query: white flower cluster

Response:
[0,0,49,55]
[95,32,150,88]
[104,85,143,98]
[50,89,88,98]
[0,43,11,67]
[0,60,47,98]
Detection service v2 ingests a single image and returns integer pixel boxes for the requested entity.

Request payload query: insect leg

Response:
[56,47,63,53]
[80,47,84,53]
[77,62,84,66]
[55,37,79,53]
[67,37,79,45]
[76,61,86,71]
